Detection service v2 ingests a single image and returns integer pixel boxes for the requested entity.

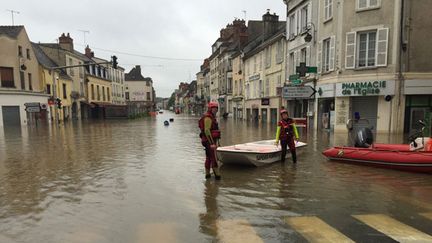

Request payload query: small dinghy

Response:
[217,139,307,166]
[163,120,169,126]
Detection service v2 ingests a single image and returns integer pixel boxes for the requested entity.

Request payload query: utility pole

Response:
[6,9,19,25]
[78,30,90,46]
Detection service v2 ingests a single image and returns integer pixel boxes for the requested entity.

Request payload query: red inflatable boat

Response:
[323,145,432,174]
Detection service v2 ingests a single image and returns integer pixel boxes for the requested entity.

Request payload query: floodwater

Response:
[0,113,431,243]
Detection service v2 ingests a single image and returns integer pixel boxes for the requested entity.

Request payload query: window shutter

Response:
[287,17,290,39]
[295,11,299,35]
[307,3,312,24]
[317,41,322,73]
[376,28,389,67]
[324,0,328,20]
[345,32,356,69]
[306,46,311,66]
[329,36,336,71]
[293,50,298,71]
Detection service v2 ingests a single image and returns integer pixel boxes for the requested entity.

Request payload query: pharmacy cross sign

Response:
[296,62,318,77]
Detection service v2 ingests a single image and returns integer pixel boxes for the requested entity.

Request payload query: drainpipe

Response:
[396,0,405,133]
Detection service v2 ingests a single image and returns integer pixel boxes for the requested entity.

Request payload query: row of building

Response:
[191,0,432,135]
[0,26,156,127]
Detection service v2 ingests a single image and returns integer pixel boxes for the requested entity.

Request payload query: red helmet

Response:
[280,109,288,115]
[207,102,219,109]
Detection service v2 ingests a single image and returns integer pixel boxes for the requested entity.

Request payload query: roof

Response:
[37,43,93,62]
[125,66,153,82]
[243,23,286,59]
[0,25,24,39]
[31,43,72,80]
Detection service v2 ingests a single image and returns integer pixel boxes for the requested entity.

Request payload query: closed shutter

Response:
[376,28,389,67]
[287,16,290,39]
[352,96,378,131]
[306,46,311,66]
[296,11,300,35]
[307,3,312,24]
[2,106,21,126]
[329,36,336,71]
[317,40,322,73]
[345,32,356,69]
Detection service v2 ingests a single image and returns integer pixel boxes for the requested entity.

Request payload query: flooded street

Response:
[0,113,432,242]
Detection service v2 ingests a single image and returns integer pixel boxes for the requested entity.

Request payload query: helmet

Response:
[280,109,288,115]
[207,102,219,109]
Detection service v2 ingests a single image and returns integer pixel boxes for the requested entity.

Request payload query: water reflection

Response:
[0,114,430,242]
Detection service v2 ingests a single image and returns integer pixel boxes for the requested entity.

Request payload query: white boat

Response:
[217,139,307,167]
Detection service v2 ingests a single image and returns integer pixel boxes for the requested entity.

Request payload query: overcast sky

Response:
[2,0,286,97]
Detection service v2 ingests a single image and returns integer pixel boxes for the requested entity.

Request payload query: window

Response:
[265,79,269,97]
[20,71,25,89]
[28,73,32,91]
[146,81,150,86]
[102,86,106,101]
[91,84,95,100]
[289,52,295,75]
[63,83,67,99]
[79,62,83,78]
[97,85,100,100]
[288,14,296,38]
[0,67,15,87]
[345,28,388,69]
[301,48,307,64]
[69,58,74,76]
[18,46,23,57]
[47,84,51,94]
[107,87,110,101]
[276,40,283,63]
[277,75,282,87]
[266,47,272,68]
[26,49,31,59]
[301,5,308,33]
[357,0,380,11]
[324,0,333,21]
[80,81,84,96]
[239,79,243,95]
[147,92,151,101]
[357,31,376,67]
[125,92,129,100]
[322,38,331,72]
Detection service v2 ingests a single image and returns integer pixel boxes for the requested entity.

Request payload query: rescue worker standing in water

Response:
[199,102,221,180]
[275,109,299,163]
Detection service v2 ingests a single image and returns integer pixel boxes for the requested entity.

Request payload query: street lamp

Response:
[304,22,316,44]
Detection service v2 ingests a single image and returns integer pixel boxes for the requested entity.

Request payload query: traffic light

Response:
[112,55,118,69]
[56,98,62,109]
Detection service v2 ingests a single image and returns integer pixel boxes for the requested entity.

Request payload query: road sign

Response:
[289,74,299,81]
[308,66,318,73]
[291,79,302,85]
[24,102,40,107]
[283,86,316,99]
[25,106,41,113]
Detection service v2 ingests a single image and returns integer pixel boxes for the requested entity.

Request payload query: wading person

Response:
[199,102,221,180]
[275,109,299,163]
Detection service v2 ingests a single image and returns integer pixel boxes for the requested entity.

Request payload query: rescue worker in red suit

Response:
[199,102,221,180]
[275,109,299,163]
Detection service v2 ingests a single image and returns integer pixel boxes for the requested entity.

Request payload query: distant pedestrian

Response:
[198,102,221,180]
[275,109,299,163]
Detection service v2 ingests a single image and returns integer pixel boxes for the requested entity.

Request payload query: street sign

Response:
[289,74,299,81]
[24,102,40,107]
[291,79,302,85]
[308,66,318,73]
[283,86,316,99]
[25,106,41,113]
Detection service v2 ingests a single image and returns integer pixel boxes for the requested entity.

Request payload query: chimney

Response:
[135,65,141,74]
[85,45,94,58]
[262,10,279,40]
[59,32,74,51]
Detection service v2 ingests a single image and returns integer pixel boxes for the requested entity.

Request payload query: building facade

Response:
[0,26,49,127]
[125,65,155,116]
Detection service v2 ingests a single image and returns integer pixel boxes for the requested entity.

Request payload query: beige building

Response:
[32,43,73,122]
[125,65,155,115]
[0,26,49,127]
[314,0,432,134]
[231,52,244,119]
[243,11,286,123]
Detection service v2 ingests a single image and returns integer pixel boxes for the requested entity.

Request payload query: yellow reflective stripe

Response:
[354,214,432,242]
[285,216,354,243]
[217,219,263,243]
[275,126,281,143]
[292,123,299,139]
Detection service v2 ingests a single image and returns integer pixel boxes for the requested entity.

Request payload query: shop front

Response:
[404,80,432,136]
[334,80,396,133]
